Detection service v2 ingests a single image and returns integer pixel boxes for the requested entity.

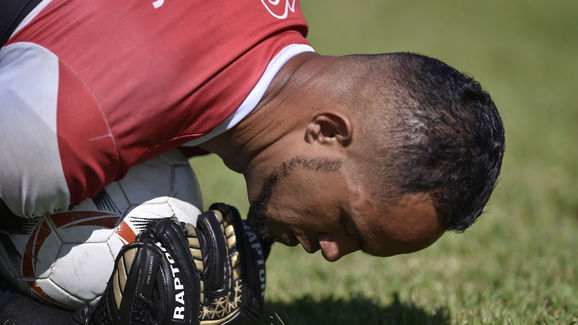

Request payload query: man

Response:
[0,0,505,322]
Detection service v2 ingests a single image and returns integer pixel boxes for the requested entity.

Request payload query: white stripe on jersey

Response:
[9,0,55,41]
[183,43,315,147]
[0,42,70,217]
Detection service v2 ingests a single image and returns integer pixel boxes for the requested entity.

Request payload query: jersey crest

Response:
[260,0,295,19]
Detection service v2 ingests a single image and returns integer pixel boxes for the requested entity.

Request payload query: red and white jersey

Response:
[0,0,313,217]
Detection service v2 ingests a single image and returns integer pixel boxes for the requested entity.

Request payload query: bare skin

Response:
[199,53,444,261]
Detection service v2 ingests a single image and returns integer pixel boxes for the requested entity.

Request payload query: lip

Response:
[303,244,320,254]
[298,235,321,254]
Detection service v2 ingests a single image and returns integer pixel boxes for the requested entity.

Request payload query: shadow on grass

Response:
[262,293,450,325]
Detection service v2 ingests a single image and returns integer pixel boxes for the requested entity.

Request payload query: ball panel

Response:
[158,149,192,166]
[50,211,120,243]
[167,197,202,226]
[28,278,84,309]
[50,242,114,302]
[21,219,60,280]
[73,182,129,216]
[172,164,203,208]
[119,157,173,205]
[107,221,136,261]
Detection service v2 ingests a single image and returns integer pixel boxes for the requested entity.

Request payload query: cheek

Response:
[371,196,443,255]
[264,190,315,234]
[268,178,316,215]
[266,171,346,232]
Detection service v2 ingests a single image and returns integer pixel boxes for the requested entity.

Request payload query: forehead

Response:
[353,192,444,257]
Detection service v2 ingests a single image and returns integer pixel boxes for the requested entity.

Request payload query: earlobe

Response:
[305,112,353,146]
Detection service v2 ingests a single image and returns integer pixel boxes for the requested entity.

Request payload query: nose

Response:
[318,233,359,261]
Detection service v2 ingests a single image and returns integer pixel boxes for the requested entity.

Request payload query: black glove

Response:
[74,204,266,325]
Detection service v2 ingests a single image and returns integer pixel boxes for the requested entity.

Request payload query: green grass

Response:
[189,1,578,323]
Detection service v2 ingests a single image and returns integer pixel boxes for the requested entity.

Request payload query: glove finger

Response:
[209,203,266,300]
[95,242,163,325]
[206,204,266,322]
[195,210,229,293]
[137,218,202,324]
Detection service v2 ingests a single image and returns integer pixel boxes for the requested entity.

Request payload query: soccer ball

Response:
[0,149,203,309]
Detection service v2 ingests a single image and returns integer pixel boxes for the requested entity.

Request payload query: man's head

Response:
[348,52,505,232]
[233,51,504,261]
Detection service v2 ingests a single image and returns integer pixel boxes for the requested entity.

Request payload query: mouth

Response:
[277,232,321,254]
[297,233,321,254]
[277,232,299,246]
[302,243,320,254]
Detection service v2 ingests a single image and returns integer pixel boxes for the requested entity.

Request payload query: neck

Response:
[199,52,324,173]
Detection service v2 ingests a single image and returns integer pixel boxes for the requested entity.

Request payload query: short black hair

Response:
[361,52,505,231]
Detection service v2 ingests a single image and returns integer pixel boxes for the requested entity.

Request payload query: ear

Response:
[305,112,353,147]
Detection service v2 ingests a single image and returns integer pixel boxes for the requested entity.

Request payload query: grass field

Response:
[189,1,578,324]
